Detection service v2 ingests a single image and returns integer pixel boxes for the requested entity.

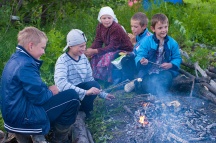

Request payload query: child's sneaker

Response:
[124,79,136,93]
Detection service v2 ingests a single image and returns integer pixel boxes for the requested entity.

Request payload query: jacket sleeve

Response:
[170,40,182,69]
[135,38,150,66]
[54,57,86,100]
[19,63,52,105]
[90,24,104,50]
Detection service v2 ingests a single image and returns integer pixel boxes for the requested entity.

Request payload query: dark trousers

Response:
[42,89,80,126]
[121,56,137,80]
[141,70,173,95]
[77,81,99,113]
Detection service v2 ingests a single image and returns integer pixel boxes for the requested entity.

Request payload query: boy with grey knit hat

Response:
[54,29,115,119]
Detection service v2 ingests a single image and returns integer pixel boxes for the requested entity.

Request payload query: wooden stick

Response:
[167,132,188,143]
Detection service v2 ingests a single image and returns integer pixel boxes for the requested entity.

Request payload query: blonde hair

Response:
[131,12,148,27]
[151,13,169,28]
[18,26,48,47]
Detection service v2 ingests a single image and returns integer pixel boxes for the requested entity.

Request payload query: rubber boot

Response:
[14,133,31,143]
[51,123,71,143]
[31,135,47,143]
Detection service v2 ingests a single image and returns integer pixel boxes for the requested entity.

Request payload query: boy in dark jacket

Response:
[121,12,152,81]
[1,27,80,143]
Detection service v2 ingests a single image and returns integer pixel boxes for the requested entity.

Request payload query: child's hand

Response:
[160,63,172,69]
[85,48,98,57]
[105,94,115,100]
[49,85,59,95]
[86,87,101,95]
[128,33,136,45]
[140,58,148,65]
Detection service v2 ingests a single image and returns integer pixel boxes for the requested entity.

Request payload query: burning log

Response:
[71,111,93,143]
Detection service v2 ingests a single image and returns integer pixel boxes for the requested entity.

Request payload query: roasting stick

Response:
[103,79,130,92]
[148,61,161,66]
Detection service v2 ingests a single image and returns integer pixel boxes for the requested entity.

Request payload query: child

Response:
[85,6,133,85]
[54,29,115,119]
[121,12,152,81]
[135,13,182,95]
[1,27,80,143]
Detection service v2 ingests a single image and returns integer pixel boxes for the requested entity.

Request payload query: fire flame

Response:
[139,115,148,126]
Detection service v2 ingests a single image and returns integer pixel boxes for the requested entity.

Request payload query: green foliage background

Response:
[0,0,216,141]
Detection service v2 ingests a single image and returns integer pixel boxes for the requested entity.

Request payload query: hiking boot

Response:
[124,79,135,93]
[31,135,47,143]
[51,123,71,143]
[14,133,31,143]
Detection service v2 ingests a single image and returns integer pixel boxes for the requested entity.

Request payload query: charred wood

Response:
[189,137,206,141]
[206,70,216,79]
[195,83,216,104]
[201,83,216,95]
[123,105,133,116]
[167,132,188,143]
[208,66,216,74]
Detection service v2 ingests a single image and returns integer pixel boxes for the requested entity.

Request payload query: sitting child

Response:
[54,29,115,119]
[121,12,152,81]
[85,6,133,86]
[135,13,182,95]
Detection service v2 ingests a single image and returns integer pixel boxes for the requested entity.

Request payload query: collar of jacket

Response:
[152,33,169,44]
[16,45,43,68]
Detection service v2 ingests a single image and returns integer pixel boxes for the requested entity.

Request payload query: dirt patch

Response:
[94,89,216,143]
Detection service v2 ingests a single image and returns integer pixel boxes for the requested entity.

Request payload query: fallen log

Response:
[71,111,93,143]
[195,83,216,104]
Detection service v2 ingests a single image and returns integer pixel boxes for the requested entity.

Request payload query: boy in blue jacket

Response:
[135,13,182,95]
[121,12,152,81]
[1,27,80,143]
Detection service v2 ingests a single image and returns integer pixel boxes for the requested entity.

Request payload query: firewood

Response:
[167,132,188,143]
[71,111,93,143]
[208,66,216,74]
[123,105,133,116]
[195,83,216,104]
[194,62,208,77]
[206,70,216,79]
[201,83,216,95]
[189,137,206,141]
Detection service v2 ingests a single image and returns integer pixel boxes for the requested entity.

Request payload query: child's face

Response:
[100,15,114,28]
[151,21,168,40]
[28,38,47,60]
[69,42,86,57]
[131,20,146,36]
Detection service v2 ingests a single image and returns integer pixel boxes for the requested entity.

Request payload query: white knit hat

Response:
[63,29,87,51]
[97,6,118,23]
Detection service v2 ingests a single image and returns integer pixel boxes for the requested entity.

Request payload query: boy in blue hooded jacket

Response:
[135,13,182,95]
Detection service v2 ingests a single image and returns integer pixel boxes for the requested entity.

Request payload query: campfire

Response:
[123,93,216,143]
